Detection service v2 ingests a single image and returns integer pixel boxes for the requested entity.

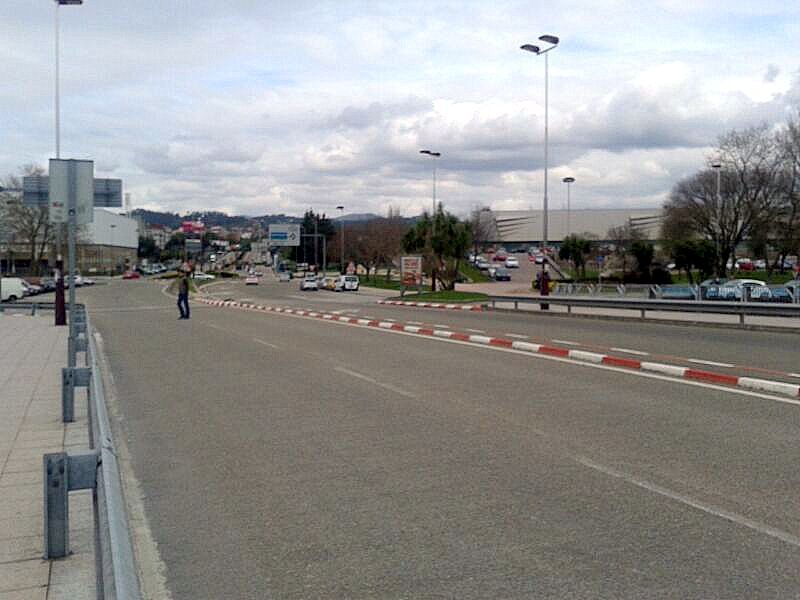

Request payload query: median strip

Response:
[197,296,800,399]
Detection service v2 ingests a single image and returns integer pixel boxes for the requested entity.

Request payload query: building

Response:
[144,224,171,249]
[481,209,662,247]
[76,209,139,273]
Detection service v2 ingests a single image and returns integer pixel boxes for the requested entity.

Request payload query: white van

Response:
[335,275,359,292]
[0,277,27,302]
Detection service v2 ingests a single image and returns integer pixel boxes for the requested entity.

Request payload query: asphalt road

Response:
[203,277,800,380]
[80,280,800,599]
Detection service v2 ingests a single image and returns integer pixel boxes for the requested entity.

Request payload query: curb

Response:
[377,299,483,311]
[197,297,800,399]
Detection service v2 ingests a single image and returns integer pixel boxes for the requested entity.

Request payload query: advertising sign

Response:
[268,224,300,247]
[48,159,94,224]
[401,255,423,288]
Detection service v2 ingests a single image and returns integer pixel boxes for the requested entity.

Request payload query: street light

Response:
[336,205,345,273]
[521,34,559,257]
[562,176,575,238]
[420,150,441,290]
[109,223,117,275]
[55,0,83,159]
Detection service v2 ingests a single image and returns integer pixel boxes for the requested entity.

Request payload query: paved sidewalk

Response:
[0,313,94,600]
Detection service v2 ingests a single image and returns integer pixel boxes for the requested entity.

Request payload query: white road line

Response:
[408,321,424,325]
[505,333,528,339]
[466,328,485,334]
[610,347,650,356]
[688,358,735,368]
[576,456,800,549]
[552,339,580,346]
[434,324,450,328]
[791,373,800,379]
[253,338,279,349]
[334,366,417,399]
[383,318,396,322]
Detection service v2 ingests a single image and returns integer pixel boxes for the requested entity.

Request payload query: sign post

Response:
[400,256,423,297]
[267,224,300,247]
[49,159,94,366]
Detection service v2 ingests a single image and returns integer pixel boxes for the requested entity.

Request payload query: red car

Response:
[122,271,140,279]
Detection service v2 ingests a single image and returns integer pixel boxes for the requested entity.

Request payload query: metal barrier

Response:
[39,303,142,600]
[486,294,800,326]
[0,301,56,315]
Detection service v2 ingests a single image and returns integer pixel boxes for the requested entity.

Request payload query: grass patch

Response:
[389,290,488,303]
[459,262,490,283]
[360,278,414,292]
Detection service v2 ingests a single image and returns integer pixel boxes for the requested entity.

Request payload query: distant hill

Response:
[132,209,418,229]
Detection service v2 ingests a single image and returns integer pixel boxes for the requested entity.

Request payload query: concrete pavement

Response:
[80,280,800,598]
[0,313,94,600]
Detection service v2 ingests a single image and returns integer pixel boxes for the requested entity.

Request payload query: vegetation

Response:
[402,208,472,291]
[390,290,488,303]
[558,235,592,278]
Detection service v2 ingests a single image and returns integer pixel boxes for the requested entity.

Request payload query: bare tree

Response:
[469,206,494,258]
[663,125,786,277]
[772,112,800,270]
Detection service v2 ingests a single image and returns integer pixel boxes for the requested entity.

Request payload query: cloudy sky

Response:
[2,1,799,218]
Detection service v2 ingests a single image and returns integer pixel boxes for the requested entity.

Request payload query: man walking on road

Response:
[178,271,190,320]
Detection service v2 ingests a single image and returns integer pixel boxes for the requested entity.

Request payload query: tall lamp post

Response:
[562,176,575,238]
[419,149,441,291]
[521,34,559,259]
[336,205,345,272]
[53,0,83,327]
[109,223,117,275]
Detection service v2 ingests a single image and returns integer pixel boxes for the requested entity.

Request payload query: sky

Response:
[1,1,799,218]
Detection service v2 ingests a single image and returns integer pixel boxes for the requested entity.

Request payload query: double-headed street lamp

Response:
[521,34,559,257]
[562,176,575,238]
[336,205,345,272]
[419,150,441,219]
[420,149,441,290]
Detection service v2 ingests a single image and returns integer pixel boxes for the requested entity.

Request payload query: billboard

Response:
[24,175,122,208]
[48,159,94,225]
[401,255,424,288]
[268,224,300,246]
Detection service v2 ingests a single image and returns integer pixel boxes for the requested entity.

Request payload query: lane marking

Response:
[688,359,735,368]
[434,324,450,329]
[253,338,279,349]
[408,321,424,325]
[552,339,580,346]
[791,373,800,379]
[576,456,800,549]
[610,347,650,356]
[505,333,528,339]
[466,328,486,334]
[334,366,417,399]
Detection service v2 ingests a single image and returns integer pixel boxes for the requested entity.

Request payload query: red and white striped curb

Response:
[377,299,483,311]
[197,297,800,399]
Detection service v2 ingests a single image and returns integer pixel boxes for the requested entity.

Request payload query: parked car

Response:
[245,275,259,285]
[475,259,491,271]
[505,256,520,268]
[193,272,215,280]
[122,271,140,280]
[492,267,511,281]
[21,281,42,295]
[39,278,57,293]
[335,275,359,292]
[735,258,755,271]
[0,277,27,302]
[718,278,767,300]
[661,285,696,300]
[300,273,318,291]
[278,271,292,282]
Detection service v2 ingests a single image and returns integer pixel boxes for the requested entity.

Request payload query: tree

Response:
[402,209,472,291]
[469,206,494,258]
[668,239,716,283]
[606,223,643,279]
[630,241,654,280]
[773,112,800,271]
[0,165,53,275]
[558,235,592,278]
[137,236,157,260]
[663,124,786,277]
[300,210,335,267]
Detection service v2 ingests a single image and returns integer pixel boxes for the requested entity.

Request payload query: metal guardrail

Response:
[0,301,56,315]
[37,303,142,600]
[486,294,800,326]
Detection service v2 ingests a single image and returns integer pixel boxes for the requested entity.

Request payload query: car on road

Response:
[0,277,27,302]
[245,275,259,285]
[278,271,292,282]
[122,271,140,279]
[21,280,43,296]
[193,272,216,281]
[492,267,511,281]
[335,275,359,292]
[475,258,491,271]
[300,273,318,291]
[505,256,519,268]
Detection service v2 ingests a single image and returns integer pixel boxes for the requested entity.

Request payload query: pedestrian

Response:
[177,270,190,320]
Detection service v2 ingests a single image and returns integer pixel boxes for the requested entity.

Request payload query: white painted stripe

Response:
[378,322,394,329]
[434,324,450,328]
[404,326,422,333]
[253,338,279,349]
[357,319,371,325]
[445,304,458,309]
[791,373,800,379]
[469,335,493,345]
[334,366,417,398]
[433,330,454,338]
[568,350,605,364]
[610,347,650,356]
[383,318,396,322]
[466,328,485,334]
[641,362,687,378]
[576,456,800,549]
[552,339,580,346]
[688,358,735,368]
[308,312,320,317]
[738,377,800,397]
[408,321,424,325]
[323,314,334,320]
[505,333,528,339]
[337,316,350,322]
[511,341,541,352]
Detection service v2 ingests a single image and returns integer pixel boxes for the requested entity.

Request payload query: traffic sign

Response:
[268,224,300,247]
[48,159,94,225]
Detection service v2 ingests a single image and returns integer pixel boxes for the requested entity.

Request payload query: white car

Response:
[505,256,519,268]
[300,274,318,291]
[719,278,766,300]
[335,275,359,292]
[193,272,216,281]
[245,275,259,285]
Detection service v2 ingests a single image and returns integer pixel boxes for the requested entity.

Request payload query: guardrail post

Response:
[62,367,90,423]
[43,452,99,559]
[514,300,518,310]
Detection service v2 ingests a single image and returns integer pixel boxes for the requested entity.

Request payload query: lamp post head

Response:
[538,35,559,45]
[520,44,540,54]
[711,162,721,169]
[55,0,83,4]
[562,177,575,184]
[336,205,344,211]
[419,150,441,157]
